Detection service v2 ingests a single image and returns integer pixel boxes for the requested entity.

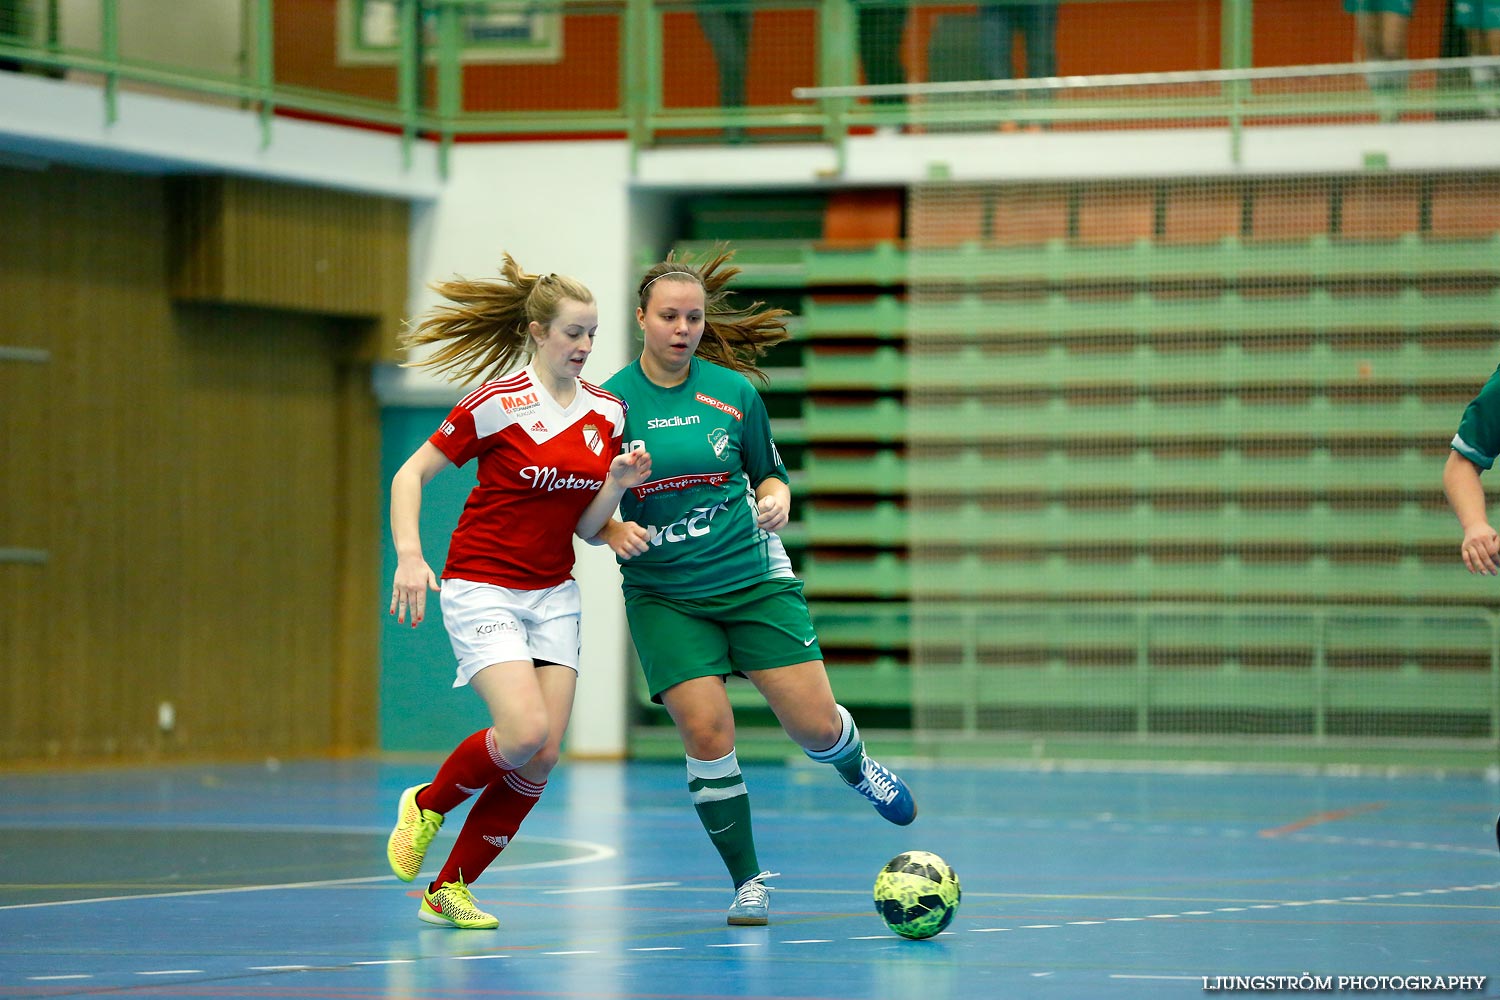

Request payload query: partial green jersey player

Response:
[1445,364,1500,577]
[583,248,918,928]
[1441,363,1500,854]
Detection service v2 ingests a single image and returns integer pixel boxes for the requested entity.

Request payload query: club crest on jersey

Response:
[582,423,604,455]
[708,427,730,460]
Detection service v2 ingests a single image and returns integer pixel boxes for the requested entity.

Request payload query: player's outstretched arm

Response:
[587,517,651,559]
[390,441,450,626]
[575,448,652,546]
[1443,451,1499,575]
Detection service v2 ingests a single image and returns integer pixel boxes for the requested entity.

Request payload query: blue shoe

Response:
[726,871,776,926]
[848,756,917,826]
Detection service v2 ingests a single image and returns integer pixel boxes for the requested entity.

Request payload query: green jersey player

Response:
[583,247,918,926]
[1442,364,1500,852]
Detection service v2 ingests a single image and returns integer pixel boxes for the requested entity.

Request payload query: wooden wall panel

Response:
[170,176,409,360]
[0,165,386,764]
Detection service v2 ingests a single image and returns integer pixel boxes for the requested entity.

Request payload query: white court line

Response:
[136,970,203,976]
[544,881,679,895]
[28,975,91,981]
[454,955,509,961]
[1112,974,1202,981]
[0,835,616,911]
[629,947,683,952]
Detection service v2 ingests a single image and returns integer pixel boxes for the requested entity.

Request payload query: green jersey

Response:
[602,358,792,598]
[1453,364,1500,471]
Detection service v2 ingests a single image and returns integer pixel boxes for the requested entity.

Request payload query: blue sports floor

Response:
[1,756,1497,999]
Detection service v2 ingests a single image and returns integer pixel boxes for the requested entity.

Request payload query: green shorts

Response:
[625,578,823,703]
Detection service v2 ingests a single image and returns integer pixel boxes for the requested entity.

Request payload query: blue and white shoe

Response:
[726,871,777,926]
[848,756,917,826]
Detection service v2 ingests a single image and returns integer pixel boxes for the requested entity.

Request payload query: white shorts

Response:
[439,578,583,688]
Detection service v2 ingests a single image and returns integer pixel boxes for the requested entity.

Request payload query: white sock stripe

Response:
[836,703,856,748]
[804,704,859,763]
[691,781,748,804]
[484,728,514,771]
[502,772,546,797]
[685,750,741,781]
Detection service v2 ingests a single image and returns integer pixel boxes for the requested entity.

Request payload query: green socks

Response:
[687,750,761,887]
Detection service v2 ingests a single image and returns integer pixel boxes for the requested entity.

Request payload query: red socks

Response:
[417,728,517,815]
[432,772,546,889]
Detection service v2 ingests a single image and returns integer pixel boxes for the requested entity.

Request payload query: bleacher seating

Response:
[656,174,1500,745]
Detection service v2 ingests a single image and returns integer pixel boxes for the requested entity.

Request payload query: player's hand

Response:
[609,448,652,490]
[1460,523,1500,576]
[391,557,440,626]
[755,493,789,532]
[604,520,651,559]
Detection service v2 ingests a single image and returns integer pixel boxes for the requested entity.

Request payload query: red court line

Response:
[1258,801,1387,838]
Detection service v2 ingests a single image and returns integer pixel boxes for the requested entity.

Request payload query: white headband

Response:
[641,270,699,294]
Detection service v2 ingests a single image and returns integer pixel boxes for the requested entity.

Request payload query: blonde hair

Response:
[636,244,790,385]
[400,254,594,384]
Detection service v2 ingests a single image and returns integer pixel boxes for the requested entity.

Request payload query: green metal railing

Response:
[1,0,1498,173]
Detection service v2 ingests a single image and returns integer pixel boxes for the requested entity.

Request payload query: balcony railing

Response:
[1,0,1497,173]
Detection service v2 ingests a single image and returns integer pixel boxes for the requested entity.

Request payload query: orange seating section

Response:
[823,188,903,245]
[837,175,1500,246]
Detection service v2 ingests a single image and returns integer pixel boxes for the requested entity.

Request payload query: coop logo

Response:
[644,501,730,547]
[695,392,742,421]
[520,465,605,492]
[501,392,539,412]
[647,414,701,429]
[475,619,519,636]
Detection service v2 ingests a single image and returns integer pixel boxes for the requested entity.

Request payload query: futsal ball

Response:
[873,850,961,939]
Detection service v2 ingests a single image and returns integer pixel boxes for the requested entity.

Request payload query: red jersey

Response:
[430,366,626,589]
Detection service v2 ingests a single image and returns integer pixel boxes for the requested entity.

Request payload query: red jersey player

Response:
[384,259,651,930]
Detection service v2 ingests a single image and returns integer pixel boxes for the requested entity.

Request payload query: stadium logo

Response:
[647,414,701,429]
[520,465,605,492]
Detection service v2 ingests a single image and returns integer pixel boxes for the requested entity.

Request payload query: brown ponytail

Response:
[400,254,594,384]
